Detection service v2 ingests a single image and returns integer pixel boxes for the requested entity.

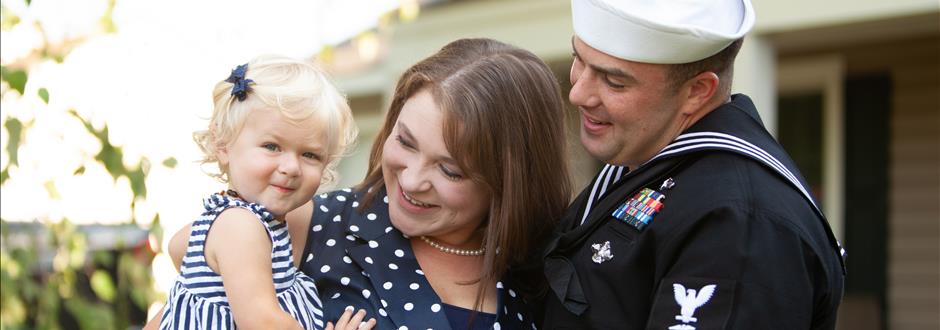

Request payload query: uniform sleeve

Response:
[645,205,829,329]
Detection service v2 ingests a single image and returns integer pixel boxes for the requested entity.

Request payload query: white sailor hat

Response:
[571,0,755,64]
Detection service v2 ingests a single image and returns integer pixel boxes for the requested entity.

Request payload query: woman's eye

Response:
[439,165,463,181]
[396,134,415,149]
[263,143,279,152]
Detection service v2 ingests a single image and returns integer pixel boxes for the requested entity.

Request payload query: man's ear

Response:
[679,71,720,116]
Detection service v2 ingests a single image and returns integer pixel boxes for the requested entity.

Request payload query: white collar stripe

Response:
[658,137,799,186]
[653,132,819,212]
[581,164,612,224]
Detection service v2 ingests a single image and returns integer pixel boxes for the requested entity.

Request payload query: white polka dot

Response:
[509,289,516,297]
[517,313,523,321]
[431,304,441,313]
[365,257,374,264]
[383,282,393,290]
[409,283,419,290]
[343,188,351,192]
[367,213,377,220]
[385,226,393,233]
[326,239,336,246]
[379,308,387,317]
[415,269,425,276]
[331,293,341,299]
[398,327,408,330]
[332,215,341,222]
[306,254,313,262]
[381,299,388,307]
[362,289,371,299]
[494,323,501,330]
[341,277,350,285]
[350,225,360,232]
[343,256,352,264]
[352,201,360,207]
[496,281,504,289]
[320,205,329,212]
[312,224,323,232]
[362,271,370,277]
[394,249,404,257]
[320,265,331,273]
[383,196,389,203]
[504,306,508,314]
[531,324,537,330]
[369,240,379,248]
[404,303,414,311]
[337,195,347,201]
[388,263,399,270]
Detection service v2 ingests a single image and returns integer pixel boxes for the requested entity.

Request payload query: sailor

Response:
[543,0,846,328]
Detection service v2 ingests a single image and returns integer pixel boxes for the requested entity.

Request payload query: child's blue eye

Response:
[263,143,279,152]
[303,152,321,161]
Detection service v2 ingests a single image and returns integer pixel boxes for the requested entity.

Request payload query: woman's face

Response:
[382,89,491,246]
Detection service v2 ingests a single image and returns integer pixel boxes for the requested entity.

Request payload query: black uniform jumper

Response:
[543,94,845,329]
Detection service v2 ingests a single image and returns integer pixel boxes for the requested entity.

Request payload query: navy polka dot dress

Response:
[301,188,538,329]
[160,193,324,329]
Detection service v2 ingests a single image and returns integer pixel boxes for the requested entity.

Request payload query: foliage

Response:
[0,0,164,328]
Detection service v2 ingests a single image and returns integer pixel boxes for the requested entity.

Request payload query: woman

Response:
[289,38,571,329]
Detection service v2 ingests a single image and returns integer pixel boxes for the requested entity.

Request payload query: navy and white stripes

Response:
[580,131,820,225]
[580,164,628,225]
[159,194,324,330]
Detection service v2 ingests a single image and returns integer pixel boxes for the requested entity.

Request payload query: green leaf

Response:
[4,117,23,167]
[73,165,85,175]
[127,165,146,199]
[161,157,177,168]
[37,87,49,104]
[0,168,8,185]
[0,67,28,95]
[89,270,116,302]
[0,5,22,31]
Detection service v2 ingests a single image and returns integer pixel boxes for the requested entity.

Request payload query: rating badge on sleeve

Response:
[611,178,674,230]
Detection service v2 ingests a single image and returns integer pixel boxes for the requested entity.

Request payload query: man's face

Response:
[569,36,686,168]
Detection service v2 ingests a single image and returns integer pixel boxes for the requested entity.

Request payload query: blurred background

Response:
[0,0,937,329]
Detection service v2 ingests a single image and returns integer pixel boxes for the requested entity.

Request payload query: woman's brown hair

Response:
[359,38,571,309]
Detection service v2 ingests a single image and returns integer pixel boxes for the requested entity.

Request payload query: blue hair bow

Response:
[225,63,254,102]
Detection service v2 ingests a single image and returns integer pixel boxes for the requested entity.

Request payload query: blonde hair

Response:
[194,55,357,188]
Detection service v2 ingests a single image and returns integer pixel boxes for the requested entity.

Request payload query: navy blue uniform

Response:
[543,95,845,329]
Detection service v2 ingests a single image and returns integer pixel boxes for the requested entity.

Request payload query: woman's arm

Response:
[206,208,303,330]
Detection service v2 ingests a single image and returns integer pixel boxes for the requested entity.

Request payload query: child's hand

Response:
[325,308,376,330]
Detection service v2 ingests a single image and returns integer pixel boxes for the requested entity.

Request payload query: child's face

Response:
[218,107,328,219]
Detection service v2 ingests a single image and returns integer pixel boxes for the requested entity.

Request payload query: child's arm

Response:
[168,223,192,270]
[141,306,163,330]
[206,208,303,330]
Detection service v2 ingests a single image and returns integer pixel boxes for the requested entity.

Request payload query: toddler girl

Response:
[145,55,372,330]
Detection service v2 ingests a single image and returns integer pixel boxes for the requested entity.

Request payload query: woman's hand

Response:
[326,308,376,330]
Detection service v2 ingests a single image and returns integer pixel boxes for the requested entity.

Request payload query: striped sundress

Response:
[159,193,324,329]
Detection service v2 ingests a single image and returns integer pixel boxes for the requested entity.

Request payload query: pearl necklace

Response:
[419,236,485,256]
